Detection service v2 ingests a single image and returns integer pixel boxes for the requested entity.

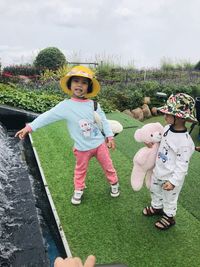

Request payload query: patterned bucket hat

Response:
[60,65,100,98]
[157,93,197,123]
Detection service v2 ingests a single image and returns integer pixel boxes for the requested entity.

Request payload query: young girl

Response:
[15,66,120,205]
[142,93,197,230]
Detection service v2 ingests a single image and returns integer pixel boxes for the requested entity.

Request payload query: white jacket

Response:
[153,125,195,186]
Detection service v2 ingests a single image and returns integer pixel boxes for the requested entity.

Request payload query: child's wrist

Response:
[25,124,32,133]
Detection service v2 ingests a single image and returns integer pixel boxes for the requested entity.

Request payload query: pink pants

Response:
[73,142,118,190]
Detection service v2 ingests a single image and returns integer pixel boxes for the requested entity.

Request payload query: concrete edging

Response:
[29,133,72,258]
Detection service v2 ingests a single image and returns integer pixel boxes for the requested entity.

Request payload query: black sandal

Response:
[143,206,163,216]
[155,214,176,230]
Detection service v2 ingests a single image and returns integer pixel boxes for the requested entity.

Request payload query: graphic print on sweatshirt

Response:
[158,145,169,163]
[79,119,99,138]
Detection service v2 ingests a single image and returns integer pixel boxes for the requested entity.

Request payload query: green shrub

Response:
[194,61,200,71]
[0,74,21,84]
[98,84,143,111]
[135,81,160,98]
[34,47,67,70]
[36,80,66,96]
[189,84,200,98]
[0,83,64,112]
[39,65,71,83]
[95,97,117,113]
[160,58,175,71]
[161,83,192,96]
[3,64,40,77]
[1,65,200,114]
[0,83,114,113]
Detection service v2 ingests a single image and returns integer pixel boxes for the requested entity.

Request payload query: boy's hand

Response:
[15,127,29,140]
[195,146,200,152]
[106,138,116,150]
[162,181,175,191]
[144,142,154,148]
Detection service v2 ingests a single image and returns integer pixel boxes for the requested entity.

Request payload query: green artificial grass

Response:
[31,112,200,267]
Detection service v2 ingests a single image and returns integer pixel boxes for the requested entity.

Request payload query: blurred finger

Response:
[84,255,96,267]
[19,134,24,140]
[162,184,167,190]
[107,142,112,149]
[15,131,20,138]
[54,257,66,267]
[73,257,83,267]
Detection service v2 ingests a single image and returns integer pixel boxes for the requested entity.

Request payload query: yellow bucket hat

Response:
[60,65,100,98]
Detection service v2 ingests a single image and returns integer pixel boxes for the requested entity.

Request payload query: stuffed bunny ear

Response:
[134,129,142,142]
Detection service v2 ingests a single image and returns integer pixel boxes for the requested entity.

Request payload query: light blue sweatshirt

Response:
[28,98,113,151]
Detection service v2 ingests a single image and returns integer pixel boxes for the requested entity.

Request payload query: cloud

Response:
[0,0,200,68]
[113,7,134,19]
[0,45,38,66]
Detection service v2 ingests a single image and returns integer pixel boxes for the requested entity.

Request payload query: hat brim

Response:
[157,106,198,123]
[60,74,100,98]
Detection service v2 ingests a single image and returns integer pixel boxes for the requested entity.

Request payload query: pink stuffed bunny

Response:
[131,122,164,191]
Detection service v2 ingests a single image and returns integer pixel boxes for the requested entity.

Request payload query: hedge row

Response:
[0,83,64,113]
[1,81,200,114]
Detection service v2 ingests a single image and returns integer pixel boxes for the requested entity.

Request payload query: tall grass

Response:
[160,57,195,71]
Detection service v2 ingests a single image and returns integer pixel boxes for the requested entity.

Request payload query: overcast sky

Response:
[1,0,200,69]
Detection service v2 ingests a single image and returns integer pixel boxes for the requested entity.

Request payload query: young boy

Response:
[143,93,197,230]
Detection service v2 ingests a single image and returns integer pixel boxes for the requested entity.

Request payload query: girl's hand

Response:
[162,181,175,191]
[106,138,116,150]
[54,255,96,267]
[15,127,29,140]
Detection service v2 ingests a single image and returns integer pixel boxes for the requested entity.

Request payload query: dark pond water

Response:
[0,120,66,267]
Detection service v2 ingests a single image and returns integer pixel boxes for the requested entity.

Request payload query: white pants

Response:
[150,174,184,217]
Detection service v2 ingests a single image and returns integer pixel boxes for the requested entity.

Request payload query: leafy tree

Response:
[34,47,67,70]
[194,61,200,70]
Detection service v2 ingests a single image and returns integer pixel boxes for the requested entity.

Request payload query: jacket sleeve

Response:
[96,103,114,138]
[169,145,194,186]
